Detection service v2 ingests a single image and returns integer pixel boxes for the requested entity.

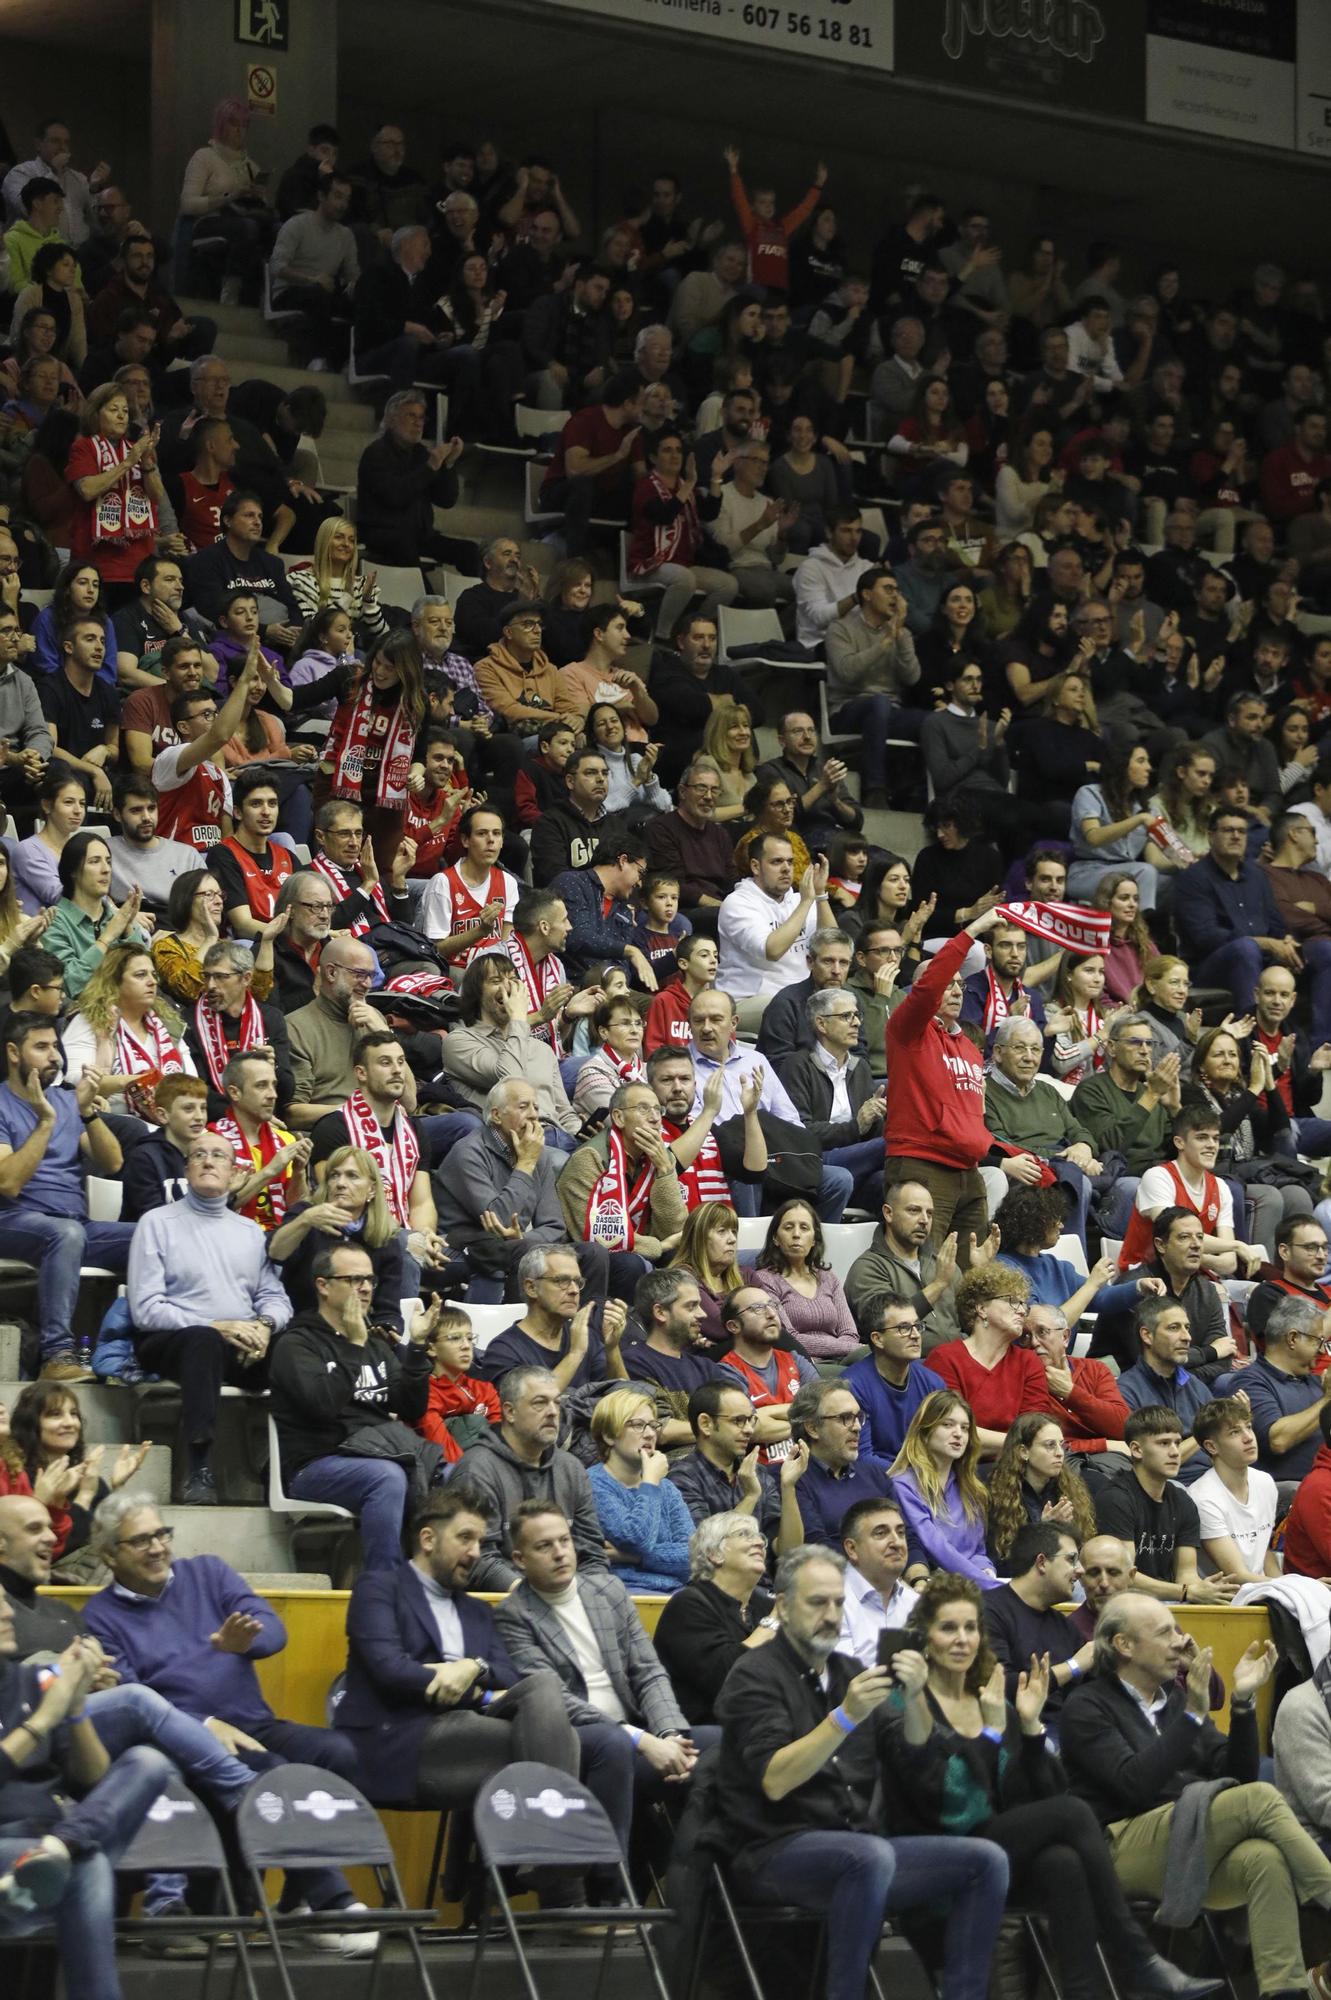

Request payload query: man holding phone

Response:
[838,1500,919,1669]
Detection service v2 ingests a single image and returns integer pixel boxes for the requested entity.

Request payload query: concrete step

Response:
[160,1502,294,1572]
[215,330,297,367]
[230,358,359,403]
[179,296,267,336]
[0,1323,21,1377]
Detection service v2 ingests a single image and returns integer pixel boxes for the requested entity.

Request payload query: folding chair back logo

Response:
[475,1763,623,1873]
[116,1773,230,1875]
[237,1763,394,1869]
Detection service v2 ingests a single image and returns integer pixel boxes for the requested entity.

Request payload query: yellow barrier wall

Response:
[44,1588,1269,1907]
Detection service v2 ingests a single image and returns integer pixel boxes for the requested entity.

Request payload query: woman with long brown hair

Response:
[320,627,425,870]
[889,1391,997,1588]
[668,1200,744,1350]
[984,1412,1096,1572]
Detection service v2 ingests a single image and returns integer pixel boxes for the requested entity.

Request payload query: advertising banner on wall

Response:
[1145,0,1296,150]
[543,0,894,76]
[894,0,1145,121]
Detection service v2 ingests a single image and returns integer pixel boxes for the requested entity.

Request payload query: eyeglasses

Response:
[117,1526,174,1553]
[882,1319,923,1336]
[329,1272,375,1289]
[866,944,904,958]
[621,1418,659,1435]
[331,967,375,985]
[821,1409,864,1427]
[824,1010,861,1023]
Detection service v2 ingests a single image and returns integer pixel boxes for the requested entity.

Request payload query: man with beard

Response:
[338,1484,578,1823]
[889,516,949,638]
[648,1045,767,1214]
[647,611,749,790]
[453,533,542,664]
[107,774,201,912]
[624,1268,729,1445]
[270,869,336,1012]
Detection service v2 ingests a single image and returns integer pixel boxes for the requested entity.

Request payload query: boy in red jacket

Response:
[885,909,1003,1263]
[415,1308,501,1465]
[723,145,826,292]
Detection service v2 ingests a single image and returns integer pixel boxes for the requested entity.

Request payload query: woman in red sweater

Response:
[885,908,1004,1261]
[930,1263,1062,1457]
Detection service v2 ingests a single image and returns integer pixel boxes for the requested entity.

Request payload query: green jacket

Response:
[984,1071,1093,1157]
[844,1227,959,1350]
[45,899,148,1001]
[849,967,906,1082]
[1070,1070,1171,1177]
[3,221,79,293]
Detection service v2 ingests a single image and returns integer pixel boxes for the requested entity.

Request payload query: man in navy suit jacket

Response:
[338,1482,579,1810]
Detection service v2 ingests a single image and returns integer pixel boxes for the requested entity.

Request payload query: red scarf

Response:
[601,1047,645,1087]
[1054,1002,1104,1088]
[85,433,157,545]
[1255,1027,1294,1113]
[981,967,1027,1033]
[994,900,1111,956]
[115,1013,186,1118]
[661,1118,731,1209]
[583,1127,656,1250]
[342,1091,420,1228]
[210,1114,289,1228]
[310,852,390,933]
[219,835,293,922]
[325,680,417,809]
[507,930,565,1051]
[193,992,266,1092]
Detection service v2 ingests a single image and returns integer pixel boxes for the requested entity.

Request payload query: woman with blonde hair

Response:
[588,1387,694,1593]
[63,941,195,1120]
[267,1144,408,1329]
[984,1412,1096,1572]
[1133,954,1200,1075]
[669,1201,744,1350]
[702,700,757,822]
[178,96,272,307]
[889,1390,998,1587]
[288,514,387,642]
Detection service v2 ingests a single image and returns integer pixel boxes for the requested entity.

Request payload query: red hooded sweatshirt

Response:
[1282,1442,1331,1579]
[885,930,991,1170]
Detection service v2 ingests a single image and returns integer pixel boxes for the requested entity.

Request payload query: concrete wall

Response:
[0,37,151,224]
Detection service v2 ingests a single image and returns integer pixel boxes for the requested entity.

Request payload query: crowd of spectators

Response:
[4,92,1331,2000]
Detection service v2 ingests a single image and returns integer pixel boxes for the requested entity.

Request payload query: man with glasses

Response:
[270,868,337,1010]
[268,1241,446,1568]
[780,984,886,1210]
[717,1287,815,1464]
[645,757,737,924]
[669,1382,796,1554]
[1070,598,1179,759]
[1025,1303,1129,1460]
[128,1131,290,1502]
[1072,1013,1182,1235]
[82,1493,380,1953]
[1240,1296,1331,1486]
[849,926,906,1080]
[287,934,395,1130]
[757,927,859,1068]
[783,1381,900,1552]
[1247,1216,1331,1347]
[844,1294,948,1469]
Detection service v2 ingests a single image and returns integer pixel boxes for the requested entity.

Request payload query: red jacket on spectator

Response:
[1282,1441,1331,1579]
[884,930,990,1170]
[729,171,821,291]
[644,978,692,1054]
[0,1462,74,1559]
[1259,439,1331,522]
[415,1372,502,1465]
[1052,1355,1129,1454]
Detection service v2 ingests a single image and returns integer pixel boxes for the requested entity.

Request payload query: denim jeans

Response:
[733,1828,1009,2000]
[87,1681,257,1914]
[0,1742,173,2000]
[824,1137,886,1211]
[0,1213,133,1358]
[288,1455,411,1569]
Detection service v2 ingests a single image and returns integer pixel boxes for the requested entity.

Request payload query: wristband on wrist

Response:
[980,1725,1004,1744]
[67,1709,87,1723]
[829,1705,854,1735]
[1230,1697,1255,1714]
[624,1725,644,1748]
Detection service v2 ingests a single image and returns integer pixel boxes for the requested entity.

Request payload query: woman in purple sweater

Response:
[751,1200,861,1361]
[889,1389,999,1589]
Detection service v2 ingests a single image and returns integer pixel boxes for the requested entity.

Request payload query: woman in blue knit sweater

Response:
[587,1388,694,1594]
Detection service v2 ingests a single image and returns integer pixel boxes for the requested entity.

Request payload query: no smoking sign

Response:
[246,62,278,115]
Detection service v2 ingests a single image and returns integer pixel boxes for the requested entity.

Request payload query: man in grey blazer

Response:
[494,1501,719,1865]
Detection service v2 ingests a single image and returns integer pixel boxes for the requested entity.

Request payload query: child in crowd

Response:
[415,1306,501,1464]
[631,872,692,985]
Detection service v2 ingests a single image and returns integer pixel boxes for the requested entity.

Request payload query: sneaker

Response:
[1308,1962,1331,2000]
[308,357,329,373]
[0,1837,70,1912]
[220,277,243,307]
[39,1355,94,1383]
[291,1901,380,1957]
[181,1467,218,1506]
[142,1903,208,1958]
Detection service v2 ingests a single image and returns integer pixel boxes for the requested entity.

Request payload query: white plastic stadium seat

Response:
[443,1301,524,1354]
[823,1221,877,1288]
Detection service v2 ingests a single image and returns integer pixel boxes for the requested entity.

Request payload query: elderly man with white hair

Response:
[1061,1589,1331,2000]
[433,1076,610,1303]
[982,1014,1102,1245]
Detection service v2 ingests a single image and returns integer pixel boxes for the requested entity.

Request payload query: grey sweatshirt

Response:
[451,1428,607,1590]
[0,664,52,760]
[824,606,921,709]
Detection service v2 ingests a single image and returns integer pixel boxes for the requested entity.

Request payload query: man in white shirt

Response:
[2,117,106,244]
[793,507,872,648]
[418,806,519,968]
[1191,1396,1280,1584]
[1291,766,1331,878]
[685,987,853,1222]
[1066,298,1124,393]
[837,1498,919,1668]
[718,837,837,1034]
[712,441,798,610]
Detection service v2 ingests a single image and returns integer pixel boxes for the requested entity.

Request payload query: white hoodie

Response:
[794,542,872,647]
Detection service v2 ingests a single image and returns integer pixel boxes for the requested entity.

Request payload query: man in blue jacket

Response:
[1173,806,1324,1019]
[339,1482,578,1810]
